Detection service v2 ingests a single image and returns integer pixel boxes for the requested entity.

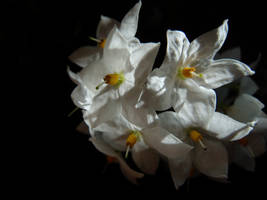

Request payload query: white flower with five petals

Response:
[68,26,160,129]
[158,111,254,189]
[142,20,254,126]
[69,1,142,68]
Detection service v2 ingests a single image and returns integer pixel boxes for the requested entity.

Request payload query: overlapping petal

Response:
[142,127,193,159]
[193,138,228,178]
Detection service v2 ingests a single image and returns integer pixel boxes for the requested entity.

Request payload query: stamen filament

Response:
[67,106,79,117]
[125,145,131,159]
[89,36,102,43]
[189,130,207,151]
[95,81,105,90]
[198,139,207,151]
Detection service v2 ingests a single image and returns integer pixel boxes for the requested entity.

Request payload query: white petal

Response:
[158,111,187,141]
[132,142,160,175]
[186,19,228,63]
[104,26,128,50]
[168,156,192,190]
[174,79,216,128]
[193,138,228,178]
[119,1,142,39]
[90,136,144,184]
[142,127,193,159]
[239,76,259,95]
[228,144,255,171]
[144,68,175,111]
[83,98,121,129]
[103,27,132,73]
[119,158,144,184]
[96,15,120,40]
[227,94,264,123]
[90,135,119,158]
[200,58,255,89]
[131,42,160,85]
[163,30,190,67]
[121,89,159,129]
[205,112,254,141]
[68,46,101,68]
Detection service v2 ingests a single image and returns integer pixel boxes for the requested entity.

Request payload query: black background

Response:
[4,0,267,198]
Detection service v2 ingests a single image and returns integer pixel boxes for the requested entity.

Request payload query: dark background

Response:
[4,0,267,198]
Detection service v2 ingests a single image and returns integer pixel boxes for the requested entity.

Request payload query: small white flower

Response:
[68,26,160,129]
[69,1,142,68]
[158,111,253,189]
[142,20,254,126]
[91,106,161,175]
[90,134,144,184]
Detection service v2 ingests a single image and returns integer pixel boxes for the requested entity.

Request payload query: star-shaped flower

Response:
[91,103,193,176]
[158,110,254,189]
[69,1,142,68]
[68,26,160,129]
[142,20,254,126]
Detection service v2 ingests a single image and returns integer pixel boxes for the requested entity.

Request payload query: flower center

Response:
[178,67,203,80]
[89,36,106,48]
[125,131,142,158]
[96,73,125,90]
[189,130,207,151]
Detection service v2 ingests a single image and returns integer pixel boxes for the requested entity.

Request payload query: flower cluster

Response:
[68,1,266,189]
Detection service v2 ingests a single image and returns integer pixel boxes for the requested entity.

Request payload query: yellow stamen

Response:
[125,131,141,158]
[189,130,207,151]
[99,39,106,48]
[178,66,203,79]
[104,74,120,85]
[182,67,196,78]
[96,73,124,90]
[89,37,106,48]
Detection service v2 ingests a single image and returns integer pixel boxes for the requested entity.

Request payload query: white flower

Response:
[90,134,144,184]
[68,26,160,129]
[158,111,253,189]
[142,20,254,126]
[68,1,142,68]
[90,100,195,176]
[225,94,267,171]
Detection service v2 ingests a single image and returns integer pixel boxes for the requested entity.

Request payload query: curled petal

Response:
[163,30,190,68]
[199,58,255,89]
[205,112,254,141]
